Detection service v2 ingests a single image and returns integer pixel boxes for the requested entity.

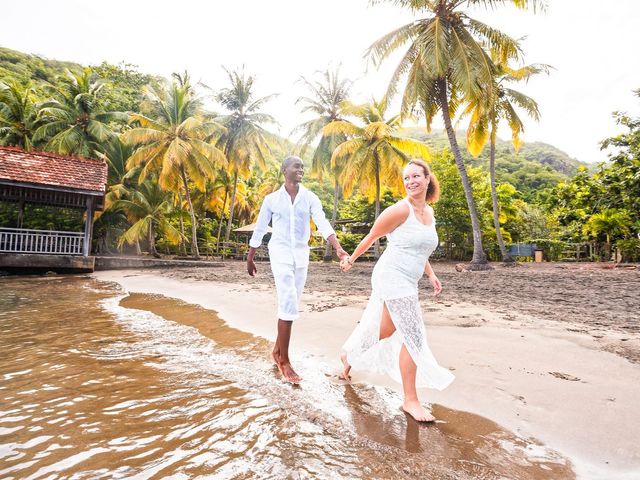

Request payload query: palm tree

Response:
[34,68,126,158]
[215,67,276,242]
[115,181,182,257]
[367,0,543,268]
[464,59,548,263]
[324,96,431,257]
[258,160,285,197]
[97,137,138,208]
[294,67,352,259]
[121,74,226,258]
[0,80,40,150]
[583,209,631,260]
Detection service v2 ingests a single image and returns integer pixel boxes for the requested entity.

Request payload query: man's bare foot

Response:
[401,400,435,422]
[279,361,302,383]
[340,352,351,380]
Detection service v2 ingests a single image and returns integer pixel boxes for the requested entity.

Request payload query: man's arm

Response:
[247,197,272,276]
[310,194,348,260]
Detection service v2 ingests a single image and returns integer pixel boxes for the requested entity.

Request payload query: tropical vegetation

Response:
[0,2,638,266]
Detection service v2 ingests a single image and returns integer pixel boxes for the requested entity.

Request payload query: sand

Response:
[94,260,640,479]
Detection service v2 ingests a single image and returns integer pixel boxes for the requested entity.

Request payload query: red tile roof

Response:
[0,146,107,193]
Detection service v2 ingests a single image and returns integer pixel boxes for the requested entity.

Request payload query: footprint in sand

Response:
[548,372,581,381]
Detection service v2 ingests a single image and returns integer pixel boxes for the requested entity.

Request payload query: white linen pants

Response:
[271,262,308,321]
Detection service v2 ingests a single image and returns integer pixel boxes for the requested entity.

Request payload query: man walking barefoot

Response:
[247,156,348,383]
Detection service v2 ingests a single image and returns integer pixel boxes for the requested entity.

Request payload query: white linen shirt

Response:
[249,184,335,267]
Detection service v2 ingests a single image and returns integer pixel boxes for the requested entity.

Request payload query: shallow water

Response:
[0,275,575,479]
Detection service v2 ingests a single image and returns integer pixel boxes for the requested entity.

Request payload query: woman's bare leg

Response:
[341,303,396,381]
[399,344,434,422]
[378,303,396,340]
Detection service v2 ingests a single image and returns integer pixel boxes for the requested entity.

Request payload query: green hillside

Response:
[400,126,587,200]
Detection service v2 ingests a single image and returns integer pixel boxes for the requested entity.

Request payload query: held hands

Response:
[340,255,353,273]
[336,248,352,273]
[429,274,442,297]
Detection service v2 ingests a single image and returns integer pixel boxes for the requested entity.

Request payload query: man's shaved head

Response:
[282,155,302,172]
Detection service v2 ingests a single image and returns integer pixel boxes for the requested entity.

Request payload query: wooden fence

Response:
[0,227,84,255]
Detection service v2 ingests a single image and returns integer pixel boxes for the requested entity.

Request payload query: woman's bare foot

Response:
[401,399,435,422]
[340,352,351,380]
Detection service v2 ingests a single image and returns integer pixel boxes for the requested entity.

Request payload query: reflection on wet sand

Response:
[342,384,574,479]
[0,277,575,479]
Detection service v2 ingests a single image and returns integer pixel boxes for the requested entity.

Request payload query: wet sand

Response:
[94,261,640,479]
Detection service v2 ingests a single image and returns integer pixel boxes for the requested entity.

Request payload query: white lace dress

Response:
[342,199,455,390]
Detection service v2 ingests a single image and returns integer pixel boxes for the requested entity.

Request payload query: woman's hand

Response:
[429,274,442,297]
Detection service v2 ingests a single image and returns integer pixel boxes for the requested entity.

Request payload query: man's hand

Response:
[247,258,257,276]
[246,247,258,276]
[336,247,349,262]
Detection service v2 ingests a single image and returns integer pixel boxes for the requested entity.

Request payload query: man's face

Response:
[283,158,304,183]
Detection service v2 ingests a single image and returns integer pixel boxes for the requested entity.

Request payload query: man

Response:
[247,156,348,383]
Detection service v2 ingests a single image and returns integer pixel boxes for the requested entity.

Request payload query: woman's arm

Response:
[341,202,409,271]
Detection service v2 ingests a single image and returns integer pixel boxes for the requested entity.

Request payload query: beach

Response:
[93,260,640,479]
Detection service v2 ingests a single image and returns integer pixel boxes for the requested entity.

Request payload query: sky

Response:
[1,0,639,164]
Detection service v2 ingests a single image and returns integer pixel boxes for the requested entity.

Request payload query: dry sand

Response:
[94,260,640,479]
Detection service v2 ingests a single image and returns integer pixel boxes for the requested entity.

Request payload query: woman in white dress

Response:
[339,159,455,422]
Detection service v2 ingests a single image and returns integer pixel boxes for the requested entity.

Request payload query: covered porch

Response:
[0,147,107,272]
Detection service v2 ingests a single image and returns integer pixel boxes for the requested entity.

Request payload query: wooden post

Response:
[83,196,94,256]
[17,197,25,228]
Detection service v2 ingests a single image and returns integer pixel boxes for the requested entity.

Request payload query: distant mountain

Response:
[0,46,82,83]
[400,127,587,200]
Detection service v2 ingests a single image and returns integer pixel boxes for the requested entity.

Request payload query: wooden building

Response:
[0,146,107,272]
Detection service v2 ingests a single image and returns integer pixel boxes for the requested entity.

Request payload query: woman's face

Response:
[403,163,429,197]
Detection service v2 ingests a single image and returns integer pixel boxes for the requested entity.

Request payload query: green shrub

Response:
[616,239,640,262]
[336,231,364,253]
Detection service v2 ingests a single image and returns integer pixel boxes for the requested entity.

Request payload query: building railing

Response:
[0,227,84,255]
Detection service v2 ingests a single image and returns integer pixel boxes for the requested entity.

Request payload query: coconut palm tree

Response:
[324,96,431,257]
[34,68,127,158]
[367,0,544,268]
[215,67,276,242]
[294,67,352,259]
[97,137,138,209]
[0,80,40,150]
[464,59,549,263]
[115,180,182,257]
[121,74,226,258]
[258,160,285,197]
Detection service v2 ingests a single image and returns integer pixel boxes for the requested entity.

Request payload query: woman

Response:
[340,159,454,422]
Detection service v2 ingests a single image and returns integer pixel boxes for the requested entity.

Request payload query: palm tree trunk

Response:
[489,125,514,263]
[225,171,239,243]
[216,189,229,253]
[148,221,159,258]
[135,240,141,255]
[178,189,187,256]
[373,152,381,259]
[437,78,490,269]
[180,166,200,258]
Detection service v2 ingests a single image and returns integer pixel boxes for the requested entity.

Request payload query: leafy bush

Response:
[616,239,640,263]
[336,231,364,253]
